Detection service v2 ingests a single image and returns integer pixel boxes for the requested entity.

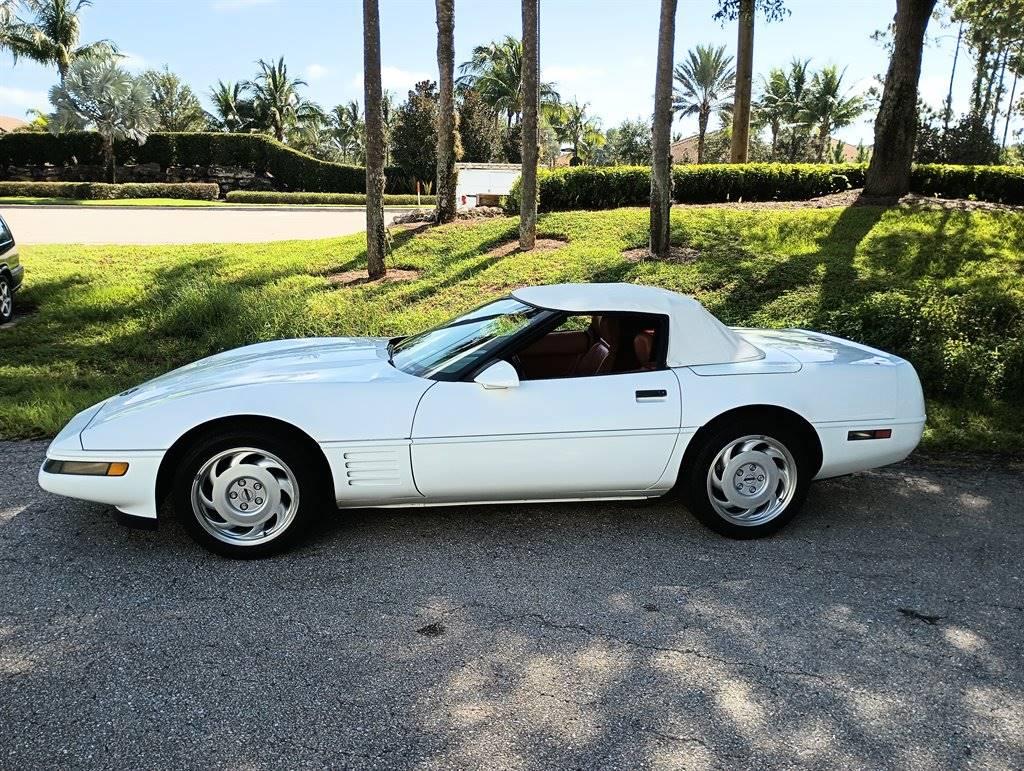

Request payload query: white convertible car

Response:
[40,283,925,557]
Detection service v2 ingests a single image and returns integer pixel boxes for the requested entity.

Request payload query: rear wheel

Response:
[0,275,12,324]
[172,430,326,558]
[681,417,812,539]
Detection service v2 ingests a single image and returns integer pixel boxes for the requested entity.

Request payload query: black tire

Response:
[0,274,13,324]
[171,429,328,558]
[680,415,813,539]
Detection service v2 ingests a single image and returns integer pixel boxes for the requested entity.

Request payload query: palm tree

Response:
[331,100,365,162]
[5,0,116,82]
[457,35,559,126]
[208,80,253,132]
[435,0,457,224]
[551,100,604,164]
[520,0,538,250]
[651,0,677,259]
[247,56,307,142]
[754,67,789,157]
[672,45,735,164]
[802,65,865,162]
[363,0,387,279]
[864,0,937,197]
[48,53,155,182]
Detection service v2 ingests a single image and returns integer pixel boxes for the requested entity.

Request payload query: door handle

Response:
[635,389,667,400]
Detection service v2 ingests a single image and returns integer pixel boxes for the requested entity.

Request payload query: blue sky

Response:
[0,0,1011,146]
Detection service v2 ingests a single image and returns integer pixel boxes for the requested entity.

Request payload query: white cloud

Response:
[212,0,276,10]
[305,63,329,81]
[118,51,148,72]
[349,65,432,94]
[0,85,49,112]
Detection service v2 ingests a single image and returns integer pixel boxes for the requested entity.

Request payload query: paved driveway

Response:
[0,205,407,244]
[1,441,1022,769]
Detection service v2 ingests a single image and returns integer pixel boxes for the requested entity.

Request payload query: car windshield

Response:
[390,298,547,379]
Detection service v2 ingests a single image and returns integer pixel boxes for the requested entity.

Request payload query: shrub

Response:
[508,163,866,212]
[0,181,219,200]
[225,191,435,206]
[0,131,415,194]
[911,164,1024,204]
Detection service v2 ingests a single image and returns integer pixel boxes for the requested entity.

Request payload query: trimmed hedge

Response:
[507,163,867,211]
[911,164,1024,204]
[0,131,415,194]
[225,191,436,206]
[0,181,219,200]
[507,162,1024,211]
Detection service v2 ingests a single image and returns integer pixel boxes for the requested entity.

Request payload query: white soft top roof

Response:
[512,283,763,367]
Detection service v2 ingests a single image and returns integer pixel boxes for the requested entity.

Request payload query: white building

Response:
[454,162,522,208]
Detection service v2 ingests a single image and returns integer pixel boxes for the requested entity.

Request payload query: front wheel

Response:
[171,431,326,558]
[681,418,812,539]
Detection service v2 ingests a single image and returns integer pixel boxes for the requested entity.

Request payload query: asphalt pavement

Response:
[1,440,1021,769]
[0,205,407,244]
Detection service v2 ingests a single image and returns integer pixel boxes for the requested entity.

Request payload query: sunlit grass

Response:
[3,205,1023,453]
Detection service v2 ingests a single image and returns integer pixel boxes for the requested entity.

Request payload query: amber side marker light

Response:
[847,429,893,441]
[43,460,129,476]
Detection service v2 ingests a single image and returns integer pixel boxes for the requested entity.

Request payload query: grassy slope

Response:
[2,206,1022,451]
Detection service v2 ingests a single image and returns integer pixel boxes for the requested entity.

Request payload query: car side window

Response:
[0,218,11,247]
[514,312,668,381]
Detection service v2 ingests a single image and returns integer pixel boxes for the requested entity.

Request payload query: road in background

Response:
[1,441,1021,768]
[0,206,408,244]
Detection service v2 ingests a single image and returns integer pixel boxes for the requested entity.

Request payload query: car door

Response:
[409,368,682,501]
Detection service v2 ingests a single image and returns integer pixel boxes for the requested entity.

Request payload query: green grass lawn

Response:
[3,205,1022,453]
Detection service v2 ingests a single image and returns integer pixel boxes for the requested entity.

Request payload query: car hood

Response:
[95,337,402,422]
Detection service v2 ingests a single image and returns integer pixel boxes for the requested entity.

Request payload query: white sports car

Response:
[39,283,925,557]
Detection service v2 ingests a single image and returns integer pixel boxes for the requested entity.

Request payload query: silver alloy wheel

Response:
[706,434,797,526]
[190,446,300,547]
[0,279,11,320]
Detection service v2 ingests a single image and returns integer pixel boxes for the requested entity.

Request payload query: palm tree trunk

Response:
[435,0,457,224]
[650,0,676,259]
[519,0,539,250]
[816,123,829,162]
[863,0,936,198]
[942,22,963,134]
[103,135,116,183]
[697,111,708,164]
[1002,46,1021,150]
[363,0,387,279]
[729,0,754,163]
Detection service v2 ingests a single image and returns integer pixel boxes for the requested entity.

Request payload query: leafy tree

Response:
[864,0,936,197]
[673,44,735,163]
[4,0,116,82]
[754,58,812,162]
[600,118,652,165]
[391,80,438,191]
[48,53,155,181]
[144,67,206,132]
[714,0,789,162]
[754,66,789,157]
[287,101,333,158]
[458,89,501,162]
[207,80,256,133]
[651,0,677,259]
[457,34,559,126]
[801,65,865,161]
[247,56,307,142]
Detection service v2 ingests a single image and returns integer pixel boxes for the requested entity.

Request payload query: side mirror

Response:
[474,360,520,389]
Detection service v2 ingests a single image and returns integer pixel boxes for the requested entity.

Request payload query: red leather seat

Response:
[633,329,657,370]
[573,316,617,376]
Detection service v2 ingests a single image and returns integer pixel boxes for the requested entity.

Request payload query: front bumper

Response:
[38,450,163,519]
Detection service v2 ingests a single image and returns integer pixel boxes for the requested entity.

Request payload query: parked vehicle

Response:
[0,215,22,324]
[39,283,925,557]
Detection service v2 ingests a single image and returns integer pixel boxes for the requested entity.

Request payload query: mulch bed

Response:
[622,245,700,264]
[323,268,421,287]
